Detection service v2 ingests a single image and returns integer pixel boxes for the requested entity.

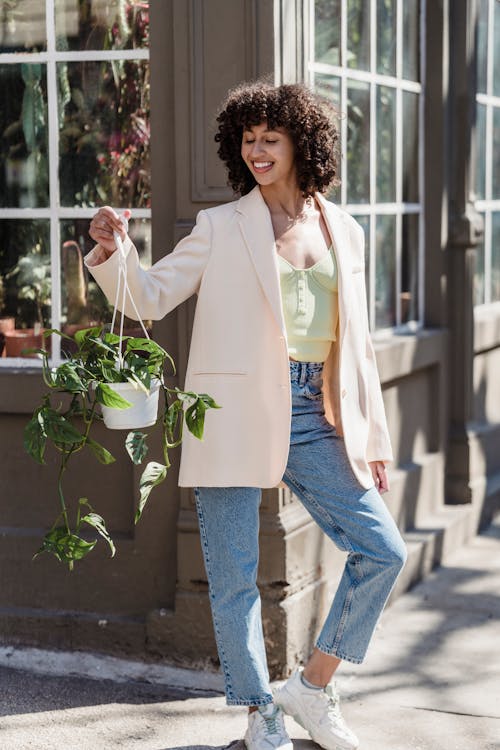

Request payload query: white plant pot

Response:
[101,380,161,430]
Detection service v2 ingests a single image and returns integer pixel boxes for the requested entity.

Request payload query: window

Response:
[307,0,424,331]
[0,0,150,364]
[475,0,500,306]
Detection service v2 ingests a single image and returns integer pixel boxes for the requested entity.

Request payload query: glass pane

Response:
[475,103,487,200]
[377,0,396,75]
[402,91,419,203]
[0,64,49,208]
[55,0,150,51]
[375,214,396,329]
[347,0,370,71]
[0,220,51,358]
[474,216,485,306]
[314,74,342,191]
[402,0,420,81]
[315,0,341,66]
[0,0,46,53]
[60,218,151,341]
[492,212,500,303]
[493,107,500,199]
[401,213,419,323]
[494,0,500,97]
[476,0,489,94]
[58,60,150,208]
[314,74,341,111]
[376,86,396,202]
[356,214,371,324]
[347,80,370,203]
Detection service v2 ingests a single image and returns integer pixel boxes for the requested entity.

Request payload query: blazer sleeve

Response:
[350,220,394,464]
[84,209,212,321]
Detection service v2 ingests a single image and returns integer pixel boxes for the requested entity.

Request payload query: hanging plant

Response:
[24,327,220,570]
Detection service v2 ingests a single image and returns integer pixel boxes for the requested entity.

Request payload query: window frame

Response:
[475,0,500,307]
[0,0,150,367]
[305,0,426,333]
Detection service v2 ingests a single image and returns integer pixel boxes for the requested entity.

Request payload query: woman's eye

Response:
[266,139,277,144]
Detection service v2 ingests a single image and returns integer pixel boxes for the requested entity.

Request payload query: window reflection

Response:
[315,0,341,66]
[347,80,370,203]
[492,213,500,303]
[58,59,150,208]
[375,215,396,328]
[0,220,50,358]
[347,0,370,70]
[0,0,46,53]
[403,91,419,203]
[476,0,489,94]
[474,224,486,306]
[377,0,396,75]
[55,0,149,51]
[402,0,420,81]
[0,63,48,208]
[376,86,396,203]
[401,214,419,323]
[60,218,151,348]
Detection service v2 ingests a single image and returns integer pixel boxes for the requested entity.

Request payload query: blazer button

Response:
[341,388,347,398]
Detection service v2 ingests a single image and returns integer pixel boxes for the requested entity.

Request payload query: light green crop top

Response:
[278,246,338,363]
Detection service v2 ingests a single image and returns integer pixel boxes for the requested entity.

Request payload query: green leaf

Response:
[51,362,87,393]
[24,411,47,464]
[164,399,183,446]
[95,383,133,409]
[39,407,84,446]
[74,326,103,347]
[33,526,96,569]
[125,431,148,464]
[185,397,207,440]
[135,461,167,523]
[79,502,116,558]
[87,437,115,465]
[198,393,222,410]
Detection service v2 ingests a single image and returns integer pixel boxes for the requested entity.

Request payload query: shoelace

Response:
[324,684,343,721]
[260,708,282,735]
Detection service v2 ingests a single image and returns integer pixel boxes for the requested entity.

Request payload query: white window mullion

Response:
[418,0,427,324]
[45,0,61,363]
[340,0,348,205]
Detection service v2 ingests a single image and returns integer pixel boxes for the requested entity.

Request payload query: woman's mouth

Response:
[252,161,273,173]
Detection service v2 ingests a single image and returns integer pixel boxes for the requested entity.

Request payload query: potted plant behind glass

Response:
[0,274,15,357]
[25,326,220,570]
[4,246,51,357]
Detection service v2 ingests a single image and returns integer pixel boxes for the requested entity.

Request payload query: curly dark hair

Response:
[214,81,340,197]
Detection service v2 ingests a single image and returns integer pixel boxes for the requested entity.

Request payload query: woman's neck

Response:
[259,183,310,221]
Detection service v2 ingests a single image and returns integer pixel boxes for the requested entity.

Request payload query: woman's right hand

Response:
[89,207,131,258]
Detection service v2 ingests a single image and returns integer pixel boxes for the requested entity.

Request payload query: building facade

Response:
[0,0,498,676]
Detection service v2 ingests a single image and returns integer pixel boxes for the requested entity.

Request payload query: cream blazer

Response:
[85,186,393,489]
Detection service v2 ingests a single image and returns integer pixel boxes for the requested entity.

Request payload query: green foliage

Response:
[25,327,221,570]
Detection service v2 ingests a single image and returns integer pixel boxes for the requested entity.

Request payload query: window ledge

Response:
[474,302,500,353]
[372,328,448,384]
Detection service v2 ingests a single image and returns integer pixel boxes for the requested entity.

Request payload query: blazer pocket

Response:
[352,265,364,273]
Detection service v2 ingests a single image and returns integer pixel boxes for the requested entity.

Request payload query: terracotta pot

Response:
[4,328,46,359]
[0,317,15,357]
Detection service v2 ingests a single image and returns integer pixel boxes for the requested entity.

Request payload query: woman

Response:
[87,82,407,750]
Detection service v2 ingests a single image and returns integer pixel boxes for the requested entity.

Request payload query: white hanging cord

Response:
[110,212,151,370]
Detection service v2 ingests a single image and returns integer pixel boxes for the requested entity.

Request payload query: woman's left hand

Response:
[369,461,389,494]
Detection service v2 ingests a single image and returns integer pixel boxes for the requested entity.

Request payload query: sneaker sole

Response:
[275,687,359,750]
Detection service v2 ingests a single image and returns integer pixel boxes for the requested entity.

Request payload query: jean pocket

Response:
[304,374,324,400]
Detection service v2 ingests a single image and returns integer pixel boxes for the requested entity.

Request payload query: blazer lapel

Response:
[315,192,353,348]
[236,186,286,336]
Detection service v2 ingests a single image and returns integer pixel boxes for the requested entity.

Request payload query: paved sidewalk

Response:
[0,517,499,749]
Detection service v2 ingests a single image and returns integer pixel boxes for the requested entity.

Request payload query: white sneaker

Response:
[274,668,359,750]
[244,703,293,749]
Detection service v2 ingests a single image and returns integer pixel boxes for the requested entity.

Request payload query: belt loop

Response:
[299,362,307,386]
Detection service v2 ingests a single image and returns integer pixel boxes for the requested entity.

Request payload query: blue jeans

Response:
[194,360,407,706]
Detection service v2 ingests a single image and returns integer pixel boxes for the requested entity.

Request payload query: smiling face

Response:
[241,122,297,189]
